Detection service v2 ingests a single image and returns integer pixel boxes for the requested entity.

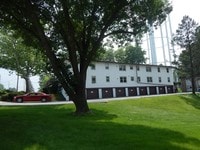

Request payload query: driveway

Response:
[0,93,188,106]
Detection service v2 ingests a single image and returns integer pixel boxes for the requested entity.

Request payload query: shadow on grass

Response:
[0,106,200,150]
[179,94,200,110]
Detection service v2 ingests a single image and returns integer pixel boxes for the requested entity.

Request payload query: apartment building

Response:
[85,61,174,99]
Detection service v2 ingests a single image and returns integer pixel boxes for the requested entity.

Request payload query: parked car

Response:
[13,92,51,103]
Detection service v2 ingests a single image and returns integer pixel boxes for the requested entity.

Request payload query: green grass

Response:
[1,94,200,150]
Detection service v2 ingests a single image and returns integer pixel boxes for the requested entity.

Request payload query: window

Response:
[119,65,126,71]
[146,66,151,72]
[167,77,170,82]
[91,64,95,70]
[130,66,133,70]
[157,67,160,72]
[131,76,134,81]
[137,77,141,82]
[136,66,140,71]
[106,76,110,82]
[120,76,127,83]
[105,63,109,69]
[166,68,169,73]
[158,77,162,83]
[147,77,153,82]
[91,76,96,84]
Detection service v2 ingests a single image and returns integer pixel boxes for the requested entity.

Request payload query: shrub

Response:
[0,90,7,96]
[0,91,25,102]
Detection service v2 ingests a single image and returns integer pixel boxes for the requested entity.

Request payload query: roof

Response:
[93,60,175,68]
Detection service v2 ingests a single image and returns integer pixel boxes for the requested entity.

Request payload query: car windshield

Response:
[22,92,47,96]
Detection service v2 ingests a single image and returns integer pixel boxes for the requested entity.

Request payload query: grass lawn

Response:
[0,94,200,150]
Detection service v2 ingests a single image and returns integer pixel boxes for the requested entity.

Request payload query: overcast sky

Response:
[170,0,200,31]
[0,0,200,91]
[142,0,200,65]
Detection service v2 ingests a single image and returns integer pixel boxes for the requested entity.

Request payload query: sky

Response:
[170,0,200,31]
[142,0,200,65]
[0,0,200,91]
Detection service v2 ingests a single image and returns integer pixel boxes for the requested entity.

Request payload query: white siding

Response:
[86,62,174,88]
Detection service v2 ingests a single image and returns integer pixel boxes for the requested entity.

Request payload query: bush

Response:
[0,91,26,102]
[0,90,8,100]
[0,90,8,96]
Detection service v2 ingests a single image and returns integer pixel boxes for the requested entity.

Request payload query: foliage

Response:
[173,16,198,48]
[0,28,46,92]
[0,89,7,96]
[114,48,126,63]
[0,83,4,90]
[173,16,199,94]
[124,45,146,64]
[177,50,190,78]
[39,74,52,91]
[0,95,200,149]
[42,78,60,94]
[0,0,172,113]
[192,26,200,76]
[97,48,115,62]
[177,43,200,79]
[113,45,146,64]
[0,91,25,102]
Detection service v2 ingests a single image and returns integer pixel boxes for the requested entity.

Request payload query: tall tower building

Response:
[144,14,175,66]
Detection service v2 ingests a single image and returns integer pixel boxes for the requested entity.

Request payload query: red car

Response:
[13,92,51,103]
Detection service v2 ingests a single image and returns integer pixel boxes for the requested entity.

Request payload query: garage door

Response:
[159,86,166,94]
[116,88,126,97]
[87,88,99,99]
[149,86,157,95]
[128,87,137,96]
[139,87,147,95]
[102,88,113,98]
[167,86,173,93]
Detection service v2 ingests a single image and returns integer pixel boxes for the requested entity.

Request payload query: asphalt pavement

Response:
[0,92,189,106]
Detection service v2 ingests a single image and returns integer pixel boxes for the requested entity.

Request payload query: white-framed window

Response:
[91,64,95,70]
[106,76,110,82]
[91,76,96,84]
[120,76,127,83]
[136,66,140,71]
[147,77,153,82]
[130,65,133,70]
[137,76,141,82]
[158,67,160,72]
[131,76,134,81]
[158,77,162,83]
[166,68,169,73]
[119,65,126,71]
[105,63,109,69]
[146,66,151,72]
[167,77,170,82]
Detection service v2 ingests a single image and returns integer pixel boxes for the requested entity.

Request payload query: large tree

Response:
[0,0,172,114]
[114,48,126,63]
[176,26,200,90]
[173,16,199,94]
[113,45,146,64]
[98,48,115,62]
[192,26,200,76]
[0,28,46,92]
[124,45,146,64]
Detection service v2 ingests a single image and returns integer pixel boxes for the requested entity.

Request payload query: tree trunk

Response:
[189,44,196,94]
[26,1,90,113]
[24,76,34,93]
[73,96,90,114]
[72,72,90,114]
[72,87,90,114]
